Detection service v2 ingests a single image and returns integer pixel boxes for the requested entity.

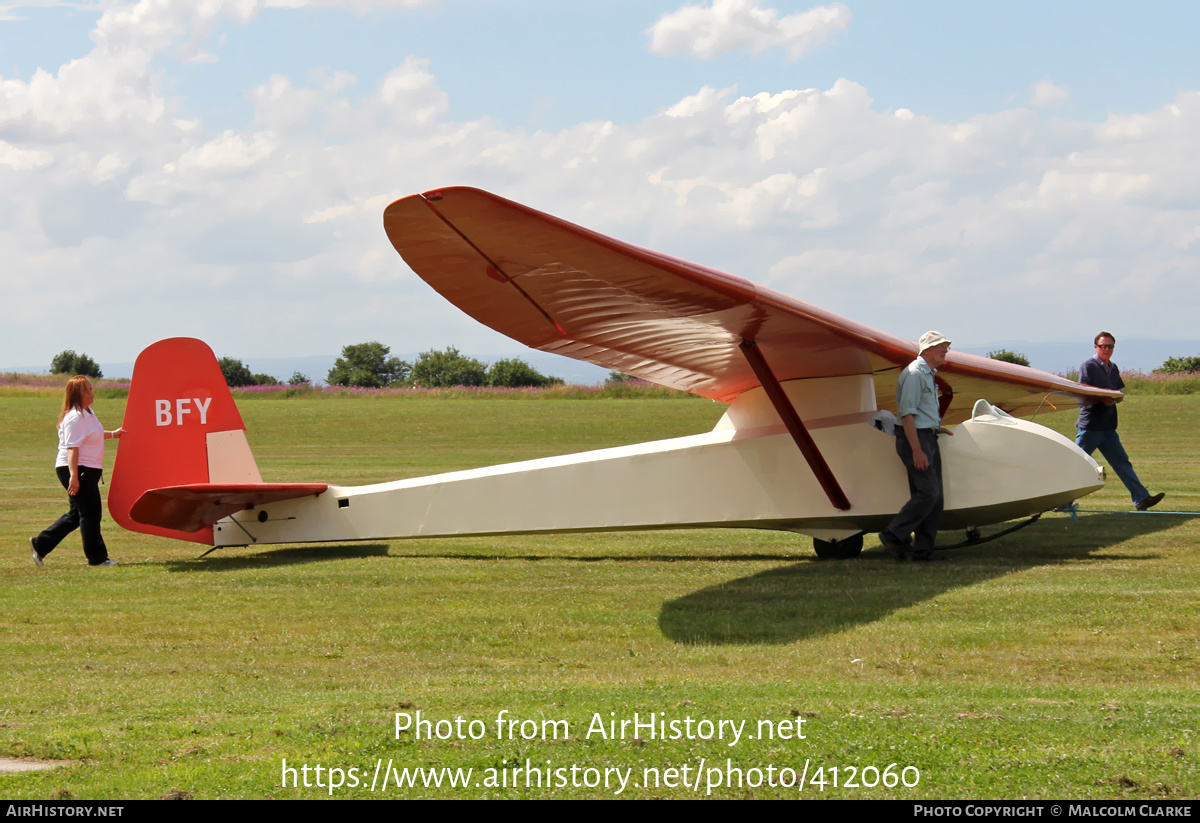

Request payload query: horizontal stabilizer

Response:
[130,483,329,533]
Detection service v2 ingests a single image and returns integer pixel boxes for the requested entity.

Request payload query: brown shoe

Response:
[1136,493,1165,511]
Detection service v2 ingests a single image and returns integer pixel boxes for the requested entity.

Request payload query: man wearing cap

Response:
[1076,332,1164,511]
[879,331,954,562]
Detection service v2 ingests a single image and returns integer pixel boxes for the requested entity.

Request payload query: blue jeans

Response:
[1075,428,1149,506]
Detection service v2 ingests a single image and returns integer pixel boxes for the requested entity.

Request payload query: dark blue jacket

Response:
[1077,357,1123,431]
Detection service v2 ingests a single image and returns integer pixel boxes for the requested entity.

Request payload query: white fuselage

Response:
[212,376,1104,547]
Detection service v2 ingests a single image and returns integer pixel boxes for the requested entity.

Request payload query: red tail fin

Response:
[109,338,260,545]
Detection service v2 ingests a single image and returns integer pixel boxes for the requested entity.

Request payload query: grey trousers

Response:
[886,429,943,554]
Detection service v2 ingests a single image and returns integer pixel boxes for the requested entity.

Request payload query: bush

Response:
[50,350,103,378]
[216,357,278,387]
[219,357,255,387]
[986,349,1031,367]
[327,342,410,388]
[487,358,563,388]
[408,347,487,387]
[288,372,311,386]
[605,371,640,384]
[1155,355,1200,374]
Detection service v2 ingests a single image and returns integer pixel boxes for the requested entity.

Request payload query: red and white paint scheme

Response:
[108,337,326,546]
[109,188,1117,557]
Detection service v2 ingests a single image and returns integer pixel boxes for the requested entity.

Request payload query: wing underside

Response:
[383,186,1118,424]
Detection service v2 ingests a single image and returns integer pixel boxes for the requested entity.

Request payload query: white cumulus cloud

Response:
[265,0,434,8]
[3,1,1200,367]
[1030,78,1069,107]
[647,0,850,61]
[0,140,53,170]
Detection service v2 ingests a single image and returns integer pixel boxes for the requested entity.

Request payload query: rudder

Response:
[109,338,262,545]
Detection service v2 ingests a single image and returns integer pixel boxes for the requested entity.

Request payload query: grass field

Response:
[1,393,1196,799]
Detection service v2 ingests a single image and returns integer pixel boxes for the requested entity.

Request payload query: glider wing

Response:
[383,187,1118,423]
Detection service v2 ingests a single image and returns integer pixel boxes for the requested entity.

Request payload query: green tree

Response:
[327,342,410,388]
[73,354,103,378]
[50,350,103,378]
[1156,355,1200,374]
[218,357,257,387]
[986,349,1031,367]
[50,350,75,374]
[487,358,563,388]
[408,347,487,387]
[605,371,639,384]
[288,372,311,385]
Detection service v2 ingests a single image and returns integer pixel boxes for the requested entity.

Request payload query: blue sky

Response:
[10,2,1198,128]
[3,0,1199,370]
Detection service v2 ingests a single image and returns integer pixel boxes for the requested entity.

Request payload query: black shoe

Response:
[912,551,947,562]
[878,531,907,561]
[1136,493,1164,511]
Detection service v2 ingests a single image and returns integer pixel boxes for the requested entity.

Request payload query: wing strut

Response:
[740,339,852,511]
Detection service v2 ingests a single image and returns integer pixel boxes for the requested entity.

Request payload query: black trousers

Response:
[886,429,943,554]
[33,465,110,565]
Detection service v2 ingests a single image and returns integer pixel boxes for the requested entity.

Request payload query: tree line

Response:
[985,349,1200,374]
[46,346,1200,386]
[225,342,564,389]
[46,343,563,388]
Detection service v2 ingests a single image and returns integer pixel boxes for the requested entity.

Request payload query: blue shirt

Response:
[896,356,941,430]
[1077,357,1123,431]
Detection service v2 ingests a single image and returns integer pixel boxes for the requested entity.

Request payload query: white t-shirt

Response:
[56,408,105,469]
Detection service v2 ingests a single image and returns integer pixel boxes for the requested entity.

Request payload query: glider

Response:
[109,187,1118,558]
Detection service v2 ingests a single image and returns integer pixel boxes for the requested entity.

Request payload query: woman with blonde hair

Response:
[30,376,125,566]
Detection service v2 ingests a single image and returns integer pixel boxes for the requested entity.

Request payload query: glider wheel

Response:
[812,533,864,560]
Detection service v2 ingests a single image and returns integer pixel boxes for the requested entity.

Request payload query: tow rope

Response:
[1050,503,1200,521]
[934,504,1199,552]
[934,512,1043,551]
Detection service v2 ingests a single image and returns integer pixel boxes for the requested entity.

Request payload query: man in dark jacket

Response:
[1076,332,1164,511]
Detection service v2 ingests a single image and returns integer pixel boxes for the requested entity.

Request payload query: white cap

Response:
[918,330,952,354]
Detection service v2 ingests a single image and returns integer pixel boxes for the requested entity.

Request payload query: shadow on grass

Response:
[163,542,391,571]
[384,552,803,563]
[657,513,1191,646]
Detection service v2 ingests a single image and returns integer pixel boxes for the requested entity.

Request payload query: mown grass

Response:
[0,394,1196,799]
